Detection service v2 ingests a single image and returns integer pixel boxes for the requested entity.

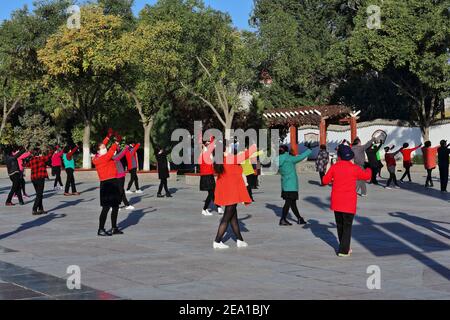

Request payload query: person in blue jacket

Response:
[277,142,314,226]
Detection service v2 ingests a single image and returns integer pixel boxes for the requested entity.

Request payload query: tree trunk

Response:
[422,124,430,142]
[0,117,6,139]
[82,121,92,169]
[224,115,233,140]
[143,120,153,171]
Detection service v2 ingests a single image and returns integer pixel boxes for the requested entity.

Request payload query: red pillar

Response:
[350,117,357,143]
[290,125,298,156]
[319,118,327,146]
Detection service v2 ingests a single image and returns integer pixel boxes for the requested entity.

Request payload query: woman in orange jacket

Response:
[213,143,258,249]
[92,132,123,237]
[422,141,439,187]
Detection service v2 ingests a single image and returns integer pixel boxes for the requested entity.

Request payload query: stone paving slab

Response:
[0,172,449,300]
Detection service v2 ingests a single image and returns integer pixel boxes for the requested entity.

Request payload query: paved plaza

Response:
[0,172,449,300]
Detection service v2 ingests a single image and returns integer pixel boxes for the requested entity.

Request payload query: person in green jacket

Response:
[277,143,313,226]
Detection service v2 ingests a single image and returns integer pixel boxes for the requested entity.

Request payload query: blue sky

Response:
[0,0,255,30]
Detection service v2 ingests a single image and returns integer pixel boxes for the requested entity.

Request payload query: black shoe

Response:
[157,194,164,198]
[111,228,124,235]
[38,210,48,215]
[98,229,112,236]
[298,217,307,225]
[166,193,172,198]
[279,219,291,226]
[32,211,40,215]
[19,202,25,206]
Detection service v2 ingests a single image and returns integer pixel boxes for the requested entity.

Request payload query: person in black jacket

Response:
[156,147,171,198]
[365,141,384,185]
[5,146,26,206]
[438,140,450,192]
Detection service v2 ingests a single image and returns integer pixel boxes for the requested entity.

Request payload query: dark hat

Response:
[440,139,447,145]
[337,144,354,161]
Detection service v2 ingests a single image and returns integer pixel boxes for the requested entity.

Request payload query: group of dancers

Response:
[3,129,450,256]
[315,137,450,193]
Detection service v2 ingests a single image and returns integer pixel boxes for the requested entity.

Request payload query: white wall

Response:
[285,120,450,158]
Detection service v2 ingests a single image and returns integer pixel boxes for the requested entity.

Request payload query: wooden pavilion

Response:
[263,105,360,155]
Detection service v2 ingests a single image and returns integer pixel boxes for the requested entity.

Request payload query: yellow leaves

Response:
[38,5,126,78]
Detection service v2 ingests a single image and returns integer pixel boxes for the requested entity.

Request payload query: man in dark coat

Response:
[365,141,384,185]
[438,140,450,192]
[156,148,171,198]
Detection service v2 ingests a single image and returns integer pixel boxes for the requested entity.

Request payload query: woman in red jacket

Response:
[198,137,223,216]
[322,144,372,257]
[422,141,439,188]
[92,135,122,236]
[213,143,257,249]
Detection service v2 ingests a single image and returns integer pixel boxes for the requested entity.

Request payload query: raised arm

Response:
[393,147,404,156]
[292,149,312,164]
[13,149,26,159]
[226,144,257,164]
[113,147,128,161]
[66,146,79,160]
[18,151,31,161]
[362,137,376,150]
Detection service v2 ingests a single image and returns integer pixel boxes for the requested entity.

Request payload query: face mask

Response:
[99,148,107,156]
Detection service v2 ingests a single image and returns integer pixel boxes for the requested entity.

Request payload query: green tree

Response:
[14,111,56,150]
[333,0,450,139]
[0,0,73,141]
[251,0,353,108]
[38,5,127,168]
[119,18,182,170]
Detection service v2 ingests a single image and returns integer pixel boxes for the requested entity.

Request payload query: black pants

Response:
[53,166,63,188]
[158,178,169,195]
[400,166,412,182]
[127,168,139,191]
[370,166,379,184]
[439,165,448,191]
[334,211,354,255]
[203,190,215,210]
[7,173,23,204]
[99,206,119,230]
[247,186,254,201]
[386,172,398,187]
[117,177,130,206]
[32,179,45,212]
[425,168,434,186]
[319,171,325,185]
[215,204,243,242]
[282,199,301,221]
[65,168,77,193]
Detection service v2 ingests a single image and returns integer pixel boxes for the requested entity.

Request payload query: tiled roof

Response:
[263,105,352,127]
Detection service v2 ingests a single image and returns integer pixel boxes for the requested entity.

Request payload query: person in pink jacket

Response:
[51,146,64,190]
[111,133,134,211]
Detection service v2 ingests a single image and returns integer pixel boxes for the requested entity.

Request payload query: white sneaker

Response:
[125,205,135,210]
[118,208,122,212]
[217,207,224,214]
[135,190,143,194]
[237,240,248,248]
[385,186,392,190]
[213,241,229,249]
[202,209,213,216]
[125,190,133,194]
